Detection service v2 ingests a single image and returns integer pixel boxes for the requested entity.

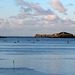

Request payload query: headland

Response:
[35,32,75,38]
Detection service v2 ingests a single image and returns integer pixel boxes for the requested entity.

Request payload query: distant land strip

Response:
[0,36,34,38]
[0,32,75,38]
[35,32,75,38]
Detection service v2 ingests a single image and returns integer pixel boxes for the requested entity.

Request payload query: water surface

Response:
[0,38,75,75]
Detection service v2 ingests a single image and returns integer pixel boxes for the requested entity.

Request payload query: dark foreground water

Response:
[0,37,75,75]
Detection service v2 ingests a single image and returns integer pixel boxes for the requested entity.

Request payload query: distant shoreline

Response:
[0,32,75,38]
[0,36,34,38]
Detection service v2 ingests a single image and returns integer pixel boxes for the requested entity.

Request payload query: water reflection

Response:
[0,54,75,75]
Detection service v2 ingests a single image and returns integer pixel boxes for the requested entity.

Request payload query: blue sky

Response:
[0,0,75,36]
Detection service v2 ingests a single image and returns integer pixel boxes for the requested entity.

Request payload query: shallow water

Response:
[0,38,75,75]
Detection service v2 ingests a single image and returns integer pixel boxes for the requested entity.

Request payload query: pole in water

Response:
[13,60,15,69]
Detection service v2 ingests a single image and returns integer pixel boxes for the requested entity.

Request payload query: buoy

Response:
[36,39,40,42]
[66,41,69,43]
[32,40,35,43]
[17,41,19,42]
[14,42,16,43]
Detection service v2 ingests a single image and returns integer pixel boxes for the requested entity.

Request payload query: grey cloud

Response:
[21,7,32,12]
[17,12,31,19]
[15,0,25,6]
[66,3,73,6]
[0,22,1,25]
[34,9,54,16]
[73,12,75,14]
[10,16,17,19]
[69,3,73,6]
[0,18,4,21]
[10,12,32,19]
[63,13,68,15]
[11,0,55,20]
[16,0,44,12]
[15,0,54,16]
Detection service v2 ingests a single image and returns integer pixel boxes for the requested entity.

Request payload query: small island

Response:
[35,32,75,38]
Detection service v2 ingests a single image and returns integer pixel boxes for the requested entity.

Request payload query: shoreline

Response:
[0,32,75,38]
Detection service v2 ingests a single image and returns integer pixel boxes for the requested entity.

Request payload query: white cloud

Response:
[44,15,57,20]
[49,0,66,13]
[0,18,9,25]
[73,19,75,21]
[63,17,69,21]
[18,19,24,24]
[0,16,75,36]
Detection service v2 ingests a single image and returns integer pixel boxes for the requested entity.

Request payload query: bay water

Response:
[0,37,75,75]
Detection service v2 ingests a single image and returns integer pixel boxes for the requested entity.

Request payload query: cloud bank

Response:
[0,0,75,36]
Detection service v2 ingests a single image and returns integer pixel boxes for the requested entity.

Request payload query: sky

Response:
[0,0,75,36]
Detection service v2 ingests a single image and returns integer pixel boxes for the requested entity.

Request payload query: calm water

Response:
[0,37,75,75]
